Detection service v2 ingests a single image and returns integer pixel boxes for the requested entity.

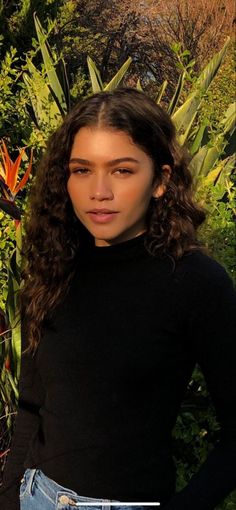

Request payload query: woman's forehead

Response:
[70,127,153,164]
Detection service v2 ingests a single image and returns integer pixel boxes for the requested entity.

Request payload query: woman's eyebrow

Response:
[69,157,140,166]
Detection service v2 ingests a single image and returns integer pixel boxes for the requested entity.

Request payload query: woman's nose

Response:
[89,175,114,200]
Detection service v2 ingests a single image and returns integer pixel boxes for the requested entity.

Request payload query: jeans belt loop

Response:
[28,468,37,496]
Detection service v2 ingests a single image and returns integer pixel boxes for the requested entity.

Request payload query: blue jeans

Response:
[20,468,161,510]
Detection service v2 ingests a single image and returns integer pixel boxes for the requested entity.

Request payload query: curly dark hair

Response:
[20,87,206,352]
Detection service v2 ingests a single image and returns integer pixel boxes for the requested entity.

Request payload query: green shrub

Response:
[197,174,236,285]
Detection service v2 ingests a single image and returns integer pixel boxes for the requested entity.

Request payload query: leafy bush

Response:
[197,174,236,284]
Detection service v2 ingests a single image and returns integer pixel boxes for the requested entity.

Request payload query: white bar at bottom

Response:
[75,504,160,506]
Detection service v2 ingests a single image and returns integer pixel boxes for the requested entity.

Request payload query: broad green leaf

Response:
[217,154,236,186]
[193,101,236,177]
[189,120,208,155]
[203,166,222,185]
[220,102,236,135]
[205,155,236,185]
[155,80,168,104]
[172,37,230,138]
[104,57,132,91]
[11,320,21,382]
[34,13,67,114]
[168,71,186,116]
[189,145,208,181]
[6,369,19,399]
[87,56,103,93]
[23,59,62,130]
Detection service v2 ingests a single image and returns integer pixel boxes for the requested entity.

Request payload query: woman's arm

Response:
[0,327,45,510]
[164,261,236,509]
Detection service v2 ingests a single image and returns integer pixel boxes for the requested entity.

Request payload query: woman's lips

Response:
[87,212,119,223]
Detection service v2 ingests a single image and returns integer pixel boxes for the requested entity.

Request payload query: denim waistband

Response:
[21,468,160,508]
[22,469,116,504]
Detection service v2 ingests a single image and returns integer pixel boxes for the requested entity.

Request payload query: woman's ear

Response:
[152,165,172,199]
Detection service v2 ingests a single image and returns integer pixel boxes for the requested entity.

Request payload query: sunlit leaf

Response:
[23,59,62,130]
[87,56,103,93]
[34,13,67,114]
[104,57,132,91]
[168,71,186,116]
[155,80,168,104]
[136,79,143,91]
[204,155,236,185]
[172,37,230,140]
[190,101,236,178]
[189,121,209,155]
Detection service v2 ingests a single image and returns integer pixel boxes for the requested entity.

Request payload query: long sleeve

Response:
[0,326,45,510]
[164,262,236,509]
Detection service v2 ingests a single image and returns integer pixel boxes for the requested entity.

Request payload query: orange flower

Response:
[0,140,33,199]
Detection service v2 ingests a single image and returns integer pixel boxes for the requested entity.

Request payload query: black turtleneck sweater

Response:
[1,232,236,509]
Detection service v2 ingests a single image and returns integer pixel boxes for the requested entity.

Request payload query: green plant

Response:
[196,172,236,284]
[0,141,32,472]
[0,47,29,146]
[196,42,236,133]
[87,55,132,93]
[22,14,133,139]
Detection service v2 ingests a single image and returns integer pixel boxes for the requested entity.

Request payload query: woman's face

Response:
[67,127,164,246]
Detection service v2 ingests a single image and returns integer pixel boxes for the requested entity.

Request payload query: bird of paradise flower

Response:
[0,140,33,221]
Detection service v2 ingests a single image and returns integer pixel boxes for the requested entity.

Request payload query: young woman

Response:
[0,88,236,510]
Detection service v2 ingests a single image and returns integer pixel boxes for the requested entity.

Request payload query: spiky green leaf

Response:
[204,155,236,185]
[87,56,103,93]
[155,80,168,104]
[136,79,143,91]
[104,57,132,91]
[172,37,230,138]
[189,120,209,156]
[34,13,67,114]
[23,59,62,130]
[190,101,236,178]
[168,72,186,116]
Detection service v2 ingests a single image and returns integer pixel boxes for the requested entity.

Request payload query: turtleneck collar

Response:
[78,231,148,263]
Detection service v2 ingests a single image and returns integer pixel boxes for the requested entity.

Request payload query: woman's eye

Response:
[70,168,132,175]
[72,168,89,174]
[115,168,133,175]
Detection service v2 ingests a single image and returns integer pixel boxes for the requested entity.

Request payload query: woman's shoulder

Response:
[173,248,235,296]
[179,248,229,276]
